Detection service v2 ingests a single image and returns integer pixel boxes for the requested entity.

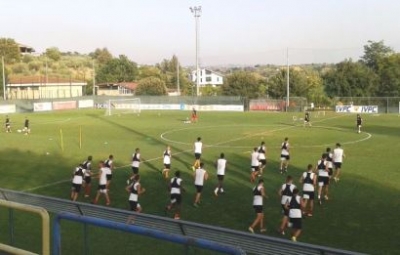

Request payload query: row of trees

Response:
[1,38,399,102]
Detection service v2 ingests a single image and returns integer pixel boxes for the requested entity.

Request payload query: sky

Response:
[1,0,400,66]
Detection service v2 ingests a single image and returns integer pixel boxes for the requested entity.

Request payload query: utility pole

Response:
[92,60,96,96]
[177,59,180,95]
[286,48,290,112]
[190,6,201,96]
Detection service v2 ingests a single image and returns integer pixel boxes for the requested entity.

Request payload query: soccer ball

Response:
[17,129,21,133]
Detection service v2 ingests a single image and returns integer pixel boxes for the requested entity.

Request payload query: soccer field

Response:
[0,109,399,254]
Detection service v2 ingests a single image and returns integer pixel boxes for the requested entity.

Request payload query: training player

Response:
[250,147,260,183]
[131,148,141,177]
[299,164,316,217]
[162,146,171,179]
[192,137,203,171]
[82,155,93,198]
[93,161,111,206]
[104,155,114,190]
[23,117,30,135]
[248,179,267,234]
[191,107,198,123]
[126,174,145,213]
[214,153,227,196]
[5,115,11,133]
[193,162,208,207]
[326,147,334,178]
[304,111,311,127]
[280,137,290,174]
[287,188,304,242]
[333,143,345,183]
[165,170,184,220]
[71,164,85,201]
[277,175,296,236]
[356,114,363,133]
[257,141,267,175]
[316,153,330,205]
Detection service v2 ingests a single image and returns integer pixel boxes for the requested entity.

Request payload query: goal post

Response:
[105,98,141,116]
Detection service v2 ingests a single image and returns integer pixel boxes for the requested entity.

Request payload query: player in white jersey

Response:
[193,162,208,207]
[126,174,145,213]
[280,137,290,174]
[82,155,93,198]
[131,148,141,176]
[104,155,114,190]
[257,141,267,175]
[166,171,185,219]
[299,164,316,217]
[214,153,227,196]
[192,137,203,171]
[315,153,330,205]
[162,146,172,179]
[71,164,86,201]
[248,179,267,234]
[93,161,111,206]
[250,147,260,183]
[333,143,345,182]
[325,147,334,178]
[277,175,296,235]
[286,188,304,242]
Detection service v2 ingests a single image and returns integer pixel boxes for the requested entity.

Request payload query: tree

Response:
[96,55,138,83]
[221,71,263,99]
[200,86,221,96]
[154,55,192,95]
[90,48,113,65]
[266,68,316,99]
[136,77,167,95]
[0,38,20,64]
[361,40,394,71]
[138,65,162,80]
[322,59,378,97]
[45,47,61,61]
[376,53,400,96]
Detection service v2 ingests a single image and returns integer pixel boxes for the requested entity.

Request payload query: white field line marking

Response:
[160,113,356,149]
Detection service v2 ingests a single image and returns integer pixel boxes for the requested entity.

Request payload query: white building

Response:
[191,69,224,87]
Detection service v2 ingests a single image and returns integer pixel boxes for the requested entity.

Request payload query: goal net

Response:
[105,98,141,116]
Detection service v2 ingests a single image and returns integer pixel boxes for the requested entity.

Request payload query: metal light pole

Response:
[92,59,96,96]
[190,6,201,96]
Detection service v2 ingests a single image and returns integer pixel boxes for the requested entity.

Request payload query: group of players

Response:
[4,116,31,135]
[248,137,346,241]
[68,112,360,242]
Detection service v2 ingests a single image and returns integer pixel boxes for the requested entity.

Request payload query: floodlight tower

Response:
[190,6,201,96]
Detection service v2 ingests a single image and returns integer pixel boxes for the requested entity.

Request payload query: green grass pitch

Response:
[0,109,399,254]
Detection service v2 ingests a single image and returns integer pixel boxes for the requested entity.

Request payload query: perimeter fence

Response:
[0,188,366,255]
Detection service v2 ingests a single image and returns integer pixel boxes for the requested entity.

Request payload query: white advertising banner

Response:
[0,104,16,114]
[78,99,94,108]
[140,104,181,110]
[182,104,243,112]
[335,105,378,113]
[34,102,52,112]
